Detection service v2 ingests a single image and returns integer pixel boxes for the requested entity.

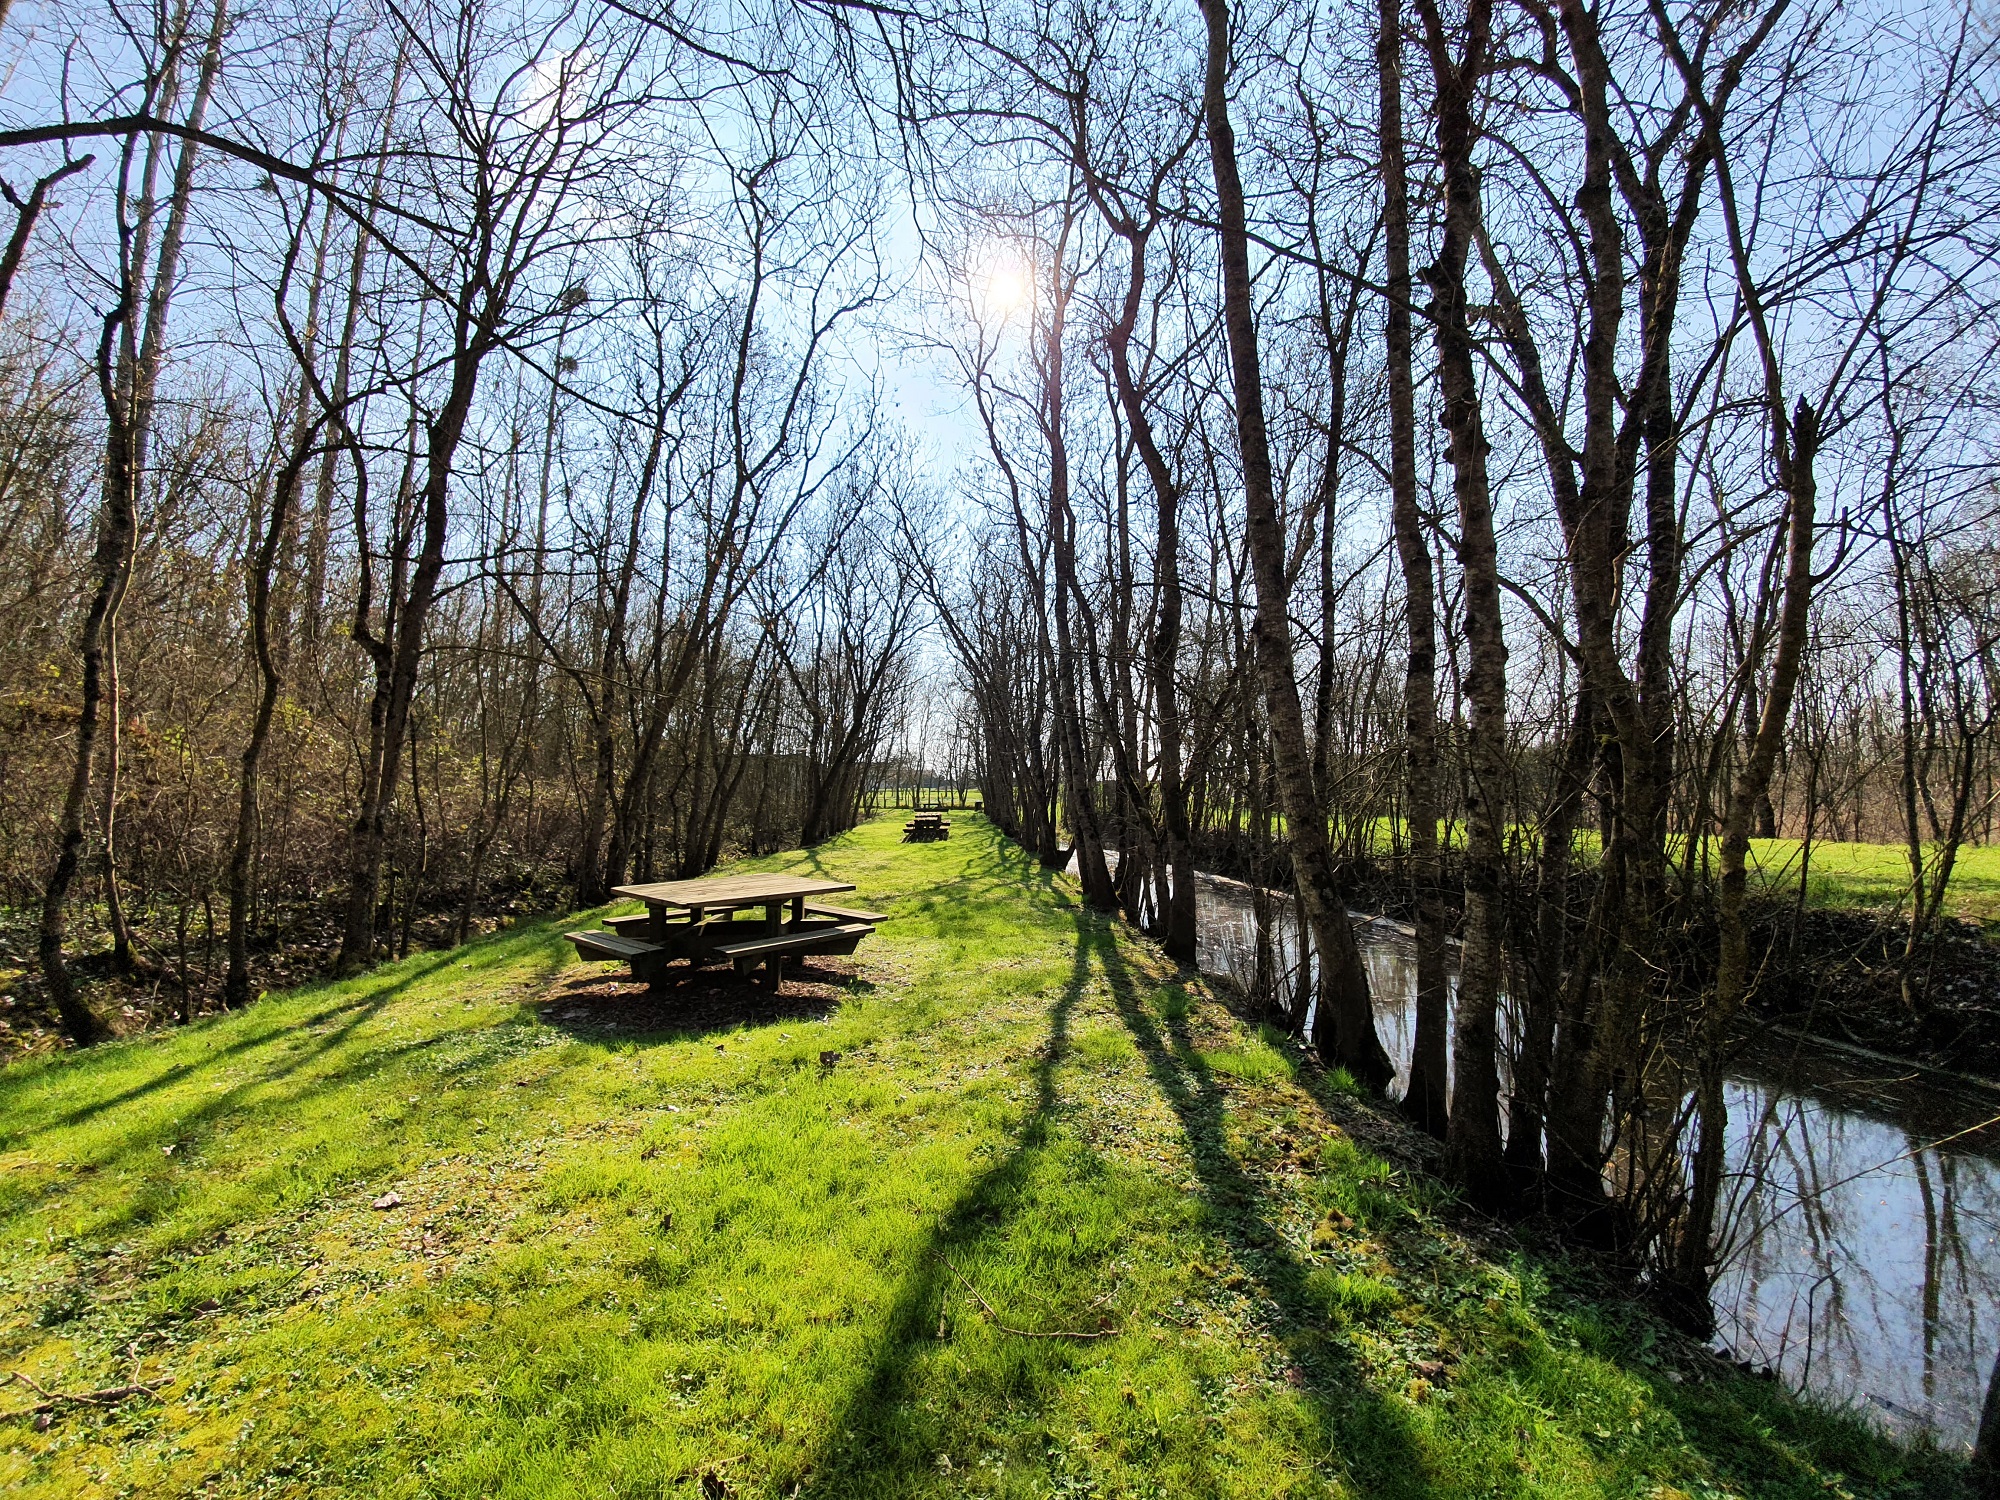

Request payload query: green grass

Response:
[1339,816,2000,929]
[1737,839,2000,926]
[0,814,1964,1497]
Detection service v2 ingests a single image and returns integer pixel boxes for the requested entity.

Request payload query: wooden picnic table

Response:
[567,872,887,989]
[613,872,857,933]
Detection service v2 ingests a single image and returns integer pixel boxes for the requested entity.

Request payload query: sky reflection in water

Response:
[1183,866,2000,1450]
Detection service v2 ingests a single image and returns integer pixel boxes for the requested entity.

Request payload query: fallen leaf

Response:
[372,1192,404,1210]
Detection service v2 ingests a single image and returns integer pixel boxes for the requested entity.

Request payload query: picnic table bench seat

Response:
[566,930,668,977]
[713,921,873,965]
[803,901,890,923]
[713,921,874,985]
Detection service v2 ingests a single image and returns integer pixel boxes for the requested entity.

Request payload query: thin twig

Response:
[932,1253,1120,1340]
[1,1368,164,1419]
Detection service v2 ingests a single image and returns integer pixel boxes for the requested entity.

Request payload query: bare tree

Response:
[1198,0,1392,1089]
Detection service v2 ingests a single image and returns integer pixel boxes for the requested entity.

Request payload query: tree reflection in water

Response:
[1185,863,2000,1450]
[1714,1056,2000,1448]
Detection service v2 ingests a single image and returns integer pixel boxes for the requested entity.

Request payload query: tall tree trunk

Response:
[37,302,139,1046]
[1101,216,1196,960]
[1198,0,1392,1090]
[1417,0,1508,1201]
[1042,221,1118,914]
[573,407,664,901]
[1507,691,1593,1176]
[100,0,229,975]
[1380,0,1449,1137]
[1675,399,1819,1322]
[225,433,315,1008]
[1653,4,1830,1314]
[336,320,490,971]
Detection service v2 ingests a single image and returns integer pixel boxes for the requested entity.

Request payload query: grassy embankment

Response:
[0,813,1965,1497]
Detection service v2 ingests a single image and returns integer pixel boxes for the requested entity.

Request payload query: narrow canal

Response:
[1144,860,2000,1449]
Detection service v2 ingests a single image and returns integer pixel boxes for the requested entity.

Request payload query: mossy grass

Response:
[0,814,1966,1496]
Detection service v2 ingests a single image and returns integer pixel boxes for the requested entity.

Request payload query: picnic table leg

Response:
[769,955,785,991]
[790,894,805,925]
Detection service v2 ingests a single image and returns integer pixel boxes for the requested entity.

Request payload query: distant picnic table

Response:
[565,872,887,989]
[903,811,951,842]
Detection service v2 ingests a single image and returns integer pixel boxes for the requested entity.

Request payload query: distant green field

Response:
[1743,839,2000,927]
[1369,818,2000,930]
[1073,802,2000,931]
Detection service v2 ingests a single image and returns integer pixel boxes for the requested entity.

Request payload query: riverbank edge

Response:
[1054,830,1987,1485]
[1156,852,2000,1084]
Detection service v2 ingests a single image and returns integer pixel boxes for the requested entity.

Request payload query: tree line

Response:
[889,0,1999,1326]
[0,0,925,1042]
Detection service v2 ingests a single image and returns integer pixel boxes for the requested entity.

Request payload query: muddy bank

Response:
[1722,905,2000,1077]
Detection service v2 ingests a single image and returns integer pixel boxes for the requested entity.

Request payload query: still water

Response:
[1123,860,2000,1449]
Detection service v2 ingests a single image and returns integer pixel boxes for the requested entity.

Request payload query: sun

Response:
[973,254,1034,319]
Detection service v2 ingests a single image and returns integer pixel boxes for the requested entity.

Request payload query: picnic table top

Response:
[611,873,855,910]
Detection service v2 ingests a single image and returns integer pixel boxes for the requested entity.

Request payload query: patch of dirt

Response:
[534,956,865,1036]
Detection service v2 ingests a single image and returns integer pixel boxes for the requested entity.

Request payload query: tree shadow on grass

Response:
[1094,911,1955,1500]
[532,959,867,1040]
[10,910,578,1139]
[782,899,1432,1500]
[0,921,577,1236]
[1080,916,1438,1498]
[12,957,446,1136]
[784,934,1087,1499]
